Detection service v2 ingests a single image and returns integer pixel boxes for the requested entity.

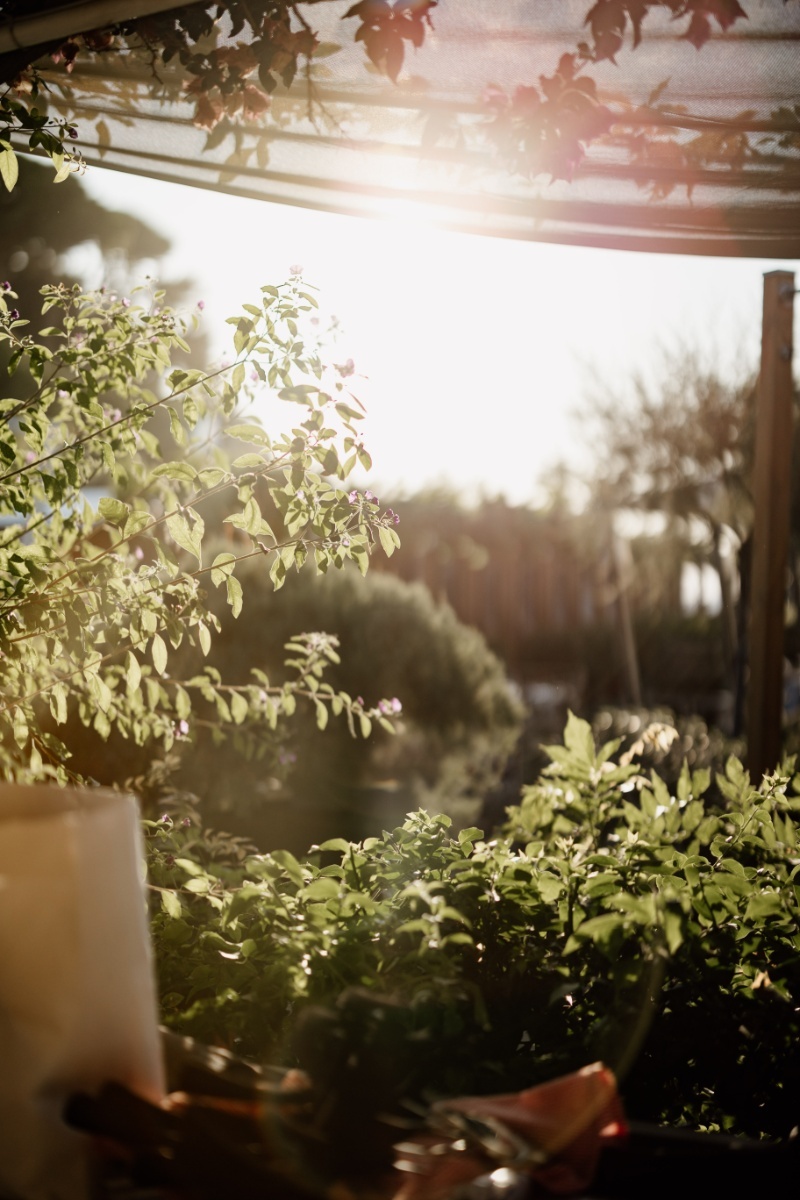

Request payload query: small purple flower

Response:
[160,813,170,823]
[278,748,297,766]
[341,536,350,547]
[289,263,303,276]
[67,127,78,139]
[391,697,402,713]
[9,309,19,321]
[336,358,355,378]
[25,451,36,464]
[181,817,192,828]
[348,490,359,504]
[109,407,122,422]
[57,389,69,399]
[197,300,205,311]
[250,369,259,382]
[176,719,190,739]
[133,546,144,561]
[356,696,364,706]
[1,281,10,291]
[121,297,130,308]
[365,490,375,502]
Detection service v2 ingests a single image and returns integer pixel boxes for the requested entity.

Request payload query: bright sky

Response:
[80,167,798,506]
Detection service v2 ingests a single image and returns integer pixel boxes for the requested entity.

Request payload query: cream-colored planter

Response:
[0,785,164,1200]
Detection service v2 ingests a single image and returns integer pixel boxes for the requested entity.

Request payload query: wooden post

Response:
[747,270,795,780]
[613,533,642,707]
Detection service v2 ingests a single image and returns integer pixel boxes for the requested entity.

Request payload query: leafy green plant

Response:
[0,274,400,782]
[149,714,800,1138]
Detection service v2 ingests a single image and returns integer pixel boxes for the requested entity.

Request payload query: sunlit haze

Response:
[79,168,798,506]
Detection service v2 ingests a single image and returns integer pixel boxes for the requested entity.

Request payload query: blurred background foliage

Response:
[18,147,800,852]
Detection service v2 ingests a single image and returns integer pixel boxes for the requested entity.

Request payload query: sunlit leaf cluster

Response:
[0,274,400,781]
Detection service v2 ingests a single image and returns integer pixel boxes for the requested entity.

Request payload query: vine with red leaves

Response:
[0,0,797,194]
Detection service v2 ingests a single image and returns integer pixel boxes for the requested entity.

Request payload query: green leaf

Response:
[185,876,210,894]
[210,552,237,586]
[573,913,624,944]
[151,633,168,676]
[98,497,131,526]
[166,510,203,565]
[12,706,28,748]
[151,461,197,482]
[271,849,304,886]
[745,892,784,920]
[303,877,340,901]
[123,509,152,539]
[0,145,19,192]
[225,497,262,537]
[197,467,228,488]
[563,711,595,764]
[226,424,270,444]
[174,685,191,720]
[125,651,141,693]
[197,622,211,655]
[226,574,243,617]
[49,683,68,725]
[317,838,351,853]
[161,890,182,919]
[378,525,396,557]
[232,453,266,469]
[230,691,249,724]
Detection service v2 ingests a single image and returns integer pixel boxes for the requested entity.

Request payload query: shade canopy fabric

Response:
[2,0,800,256]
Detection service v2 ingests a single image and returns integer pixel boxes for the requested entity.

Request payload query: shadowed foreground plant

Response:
[148,713,800,1139]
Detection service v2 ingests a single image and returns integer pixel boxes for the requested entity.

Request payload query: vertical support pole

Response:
[613,534,642,707]
[747,270,795,780]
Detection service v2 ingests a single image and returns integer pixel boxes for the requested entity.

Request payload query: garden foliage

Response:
[148,713,800,1138]
[185,562,522,817]
[0,276,400,781]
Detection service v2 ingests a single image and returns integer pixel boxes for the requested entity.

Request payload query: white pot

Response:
[0,784,164,1200]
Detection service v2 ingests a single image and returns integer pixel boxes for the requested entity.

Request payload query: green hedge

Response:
[176,559,522,842]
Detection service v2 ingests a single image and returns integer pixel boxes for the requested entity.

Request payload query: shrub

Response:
[148,714,800,1138]
[0,276,401,784]
[168,562,522,842]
